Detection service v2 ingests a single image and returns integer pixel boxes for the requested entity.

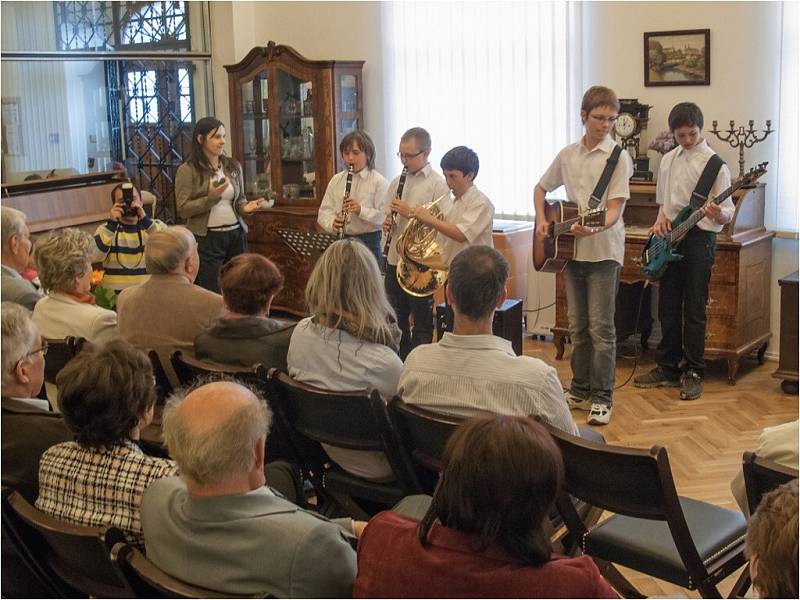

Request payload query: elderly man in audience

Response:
[355,415,617,598]
[731,419,799,514]
[399,245,580,436]
[1,302,71,503]
[195,253,295,370]
[36,339,177,550]
[745,479,798,598]
[1,206,42,310]
[142,380,359,598]
[117,226,223,383]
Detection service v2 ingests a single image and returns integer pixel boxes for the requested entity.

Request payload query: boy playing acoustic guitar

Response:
[634,102,733,400]
[534,86,633,425]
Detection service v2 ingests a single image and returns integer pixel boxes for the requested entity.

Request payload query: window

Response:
[127,70,159,124]
[381,1,582,219]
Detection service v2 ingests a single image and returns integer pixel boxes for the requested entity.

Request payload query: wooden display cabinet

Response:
[225,42,364,314]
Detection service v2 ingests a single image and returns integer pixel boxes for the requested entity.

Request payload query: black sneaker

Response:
[680,371,703,400]
[633,366,680,388]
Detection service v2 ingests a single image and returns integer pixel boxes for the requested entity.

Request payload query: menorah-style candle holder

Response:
[710,119,774,179]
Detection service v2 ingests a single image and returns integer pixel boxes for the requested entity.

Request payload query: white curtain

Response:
[774,0,800,232]
[381,0,583,219]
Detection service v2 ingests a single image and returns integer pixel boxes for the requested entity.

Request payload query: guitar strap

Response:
[690,154,725,209]
[588,145,623,210]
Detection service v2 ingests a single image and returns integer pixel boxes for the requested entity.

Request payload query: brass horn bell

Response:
[395,193,449,297]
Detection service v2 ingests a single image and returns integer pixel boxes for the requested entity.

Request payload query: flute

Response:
[338,164,355,240]
[380,166,408,273]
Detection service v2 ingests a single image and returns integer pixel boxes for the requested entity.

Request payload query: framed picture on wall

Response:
[644,29,710,87]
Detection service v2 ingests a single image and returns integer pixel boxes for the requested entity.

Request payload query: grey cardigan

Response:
[175,160,248,236]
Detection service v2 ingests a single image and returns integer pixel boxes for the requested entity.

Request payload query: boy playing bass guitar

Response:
[634,102,733,400]
[534,86,633,426]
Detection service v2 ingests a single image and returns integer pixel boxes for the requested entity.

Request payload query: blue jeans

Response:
[565,260,620,407]
[347,230,382,264]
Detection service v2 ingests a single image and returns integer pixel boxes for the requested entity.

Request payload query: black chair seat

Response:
[585,496,746,588]
[324,468,407,507]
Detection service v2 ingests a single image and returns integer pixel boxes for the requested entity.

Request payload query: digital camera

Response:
[121,181,138,217]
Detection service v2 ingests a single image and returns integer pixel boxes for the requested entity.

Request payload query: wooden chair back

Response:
[110,542,262,598]
[2,488,131,598]
[742,451,799,515]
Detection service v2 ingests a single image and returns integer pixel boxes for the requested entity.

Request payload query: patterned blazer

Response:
[36,439,177,549]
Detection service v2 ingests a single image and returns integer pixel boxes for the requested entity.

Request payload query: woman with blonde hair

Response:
[287,238,401,481]
[32,227,117,345]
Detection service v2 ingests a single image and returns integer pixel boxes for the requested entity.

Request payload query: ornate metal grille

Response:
[54,1,114,50]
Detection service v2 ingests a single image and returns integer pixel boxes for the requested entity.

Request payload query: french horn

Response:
[395,192,450,297]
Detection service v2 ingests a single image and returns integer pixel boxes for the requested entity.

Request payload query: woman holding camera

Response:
[176,117,261,293]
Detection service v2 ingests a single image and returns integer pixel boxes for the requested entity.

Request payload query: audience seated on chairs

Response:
[117,226,223,385]
[141,380,360,598]
[90,182,167,291]
[1,206,42,310]
[1,302,71,503]
[287,238,403,482]
[731,420,799,514]
[31,227,117,345]
[35,339,177,550]
[354,415,617,598]
[195,253,295,370]
[399,245,579,436]
[745,479,798,598]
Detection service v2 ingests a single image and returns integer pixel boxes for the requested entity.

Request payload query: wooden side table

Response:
[773,271,799,393]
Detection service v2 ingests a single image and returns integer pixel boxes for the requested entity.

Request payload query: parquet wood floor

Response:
[524,337,798,598]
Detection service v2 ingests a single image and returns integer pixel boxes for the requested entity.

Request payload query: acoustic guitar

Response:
[642,162,767,282]
[532,200,606,273]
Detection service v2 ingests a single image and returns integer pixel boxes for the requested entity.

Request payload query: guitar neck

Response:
[671,181,740,243]
[554,210,605,236]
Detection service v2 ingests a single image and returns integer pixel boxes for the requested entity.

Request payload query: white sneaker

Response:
[587,403,612,425]
[565,392,592,411]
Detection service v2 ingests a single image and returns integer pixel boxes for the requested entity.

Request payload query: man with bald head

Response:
[142,381,358,597]
[117,226,223,383]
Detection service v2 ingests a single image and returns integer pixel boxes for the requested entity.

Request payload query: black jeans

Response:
[195,227,246,293]
[656,227,716,378]
[385,264,434,359]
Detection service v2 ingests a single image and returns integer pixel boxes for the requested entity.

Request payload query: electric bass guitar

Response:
[642,162,768,282]
[532,200,606,273]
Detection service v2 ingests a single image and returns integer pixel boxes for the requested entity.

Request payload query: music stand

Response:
[275,228,339,263]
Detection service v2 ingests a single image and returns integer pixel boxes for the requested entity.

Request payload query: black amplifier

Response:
[435,298,524,356]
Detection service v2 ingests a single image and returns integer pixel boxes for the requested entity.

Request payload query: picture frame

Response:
[644,29,710,87]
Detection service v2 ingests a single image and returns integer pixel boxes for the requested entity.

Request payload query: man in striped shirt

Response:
[92,182,167,291]
[399,245,579,436]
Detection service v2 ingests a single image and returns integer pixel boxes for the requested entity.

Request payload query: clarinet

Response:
[380,166,408,273]
[338,164,354,240]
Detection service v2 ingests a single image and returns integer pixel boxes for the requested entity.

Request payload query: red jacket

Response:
[355,511,618,598]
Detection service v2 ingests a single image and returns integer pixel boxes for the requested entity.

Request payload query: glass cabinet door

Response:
[334,70,361,172]
[277,69,315,201]
[240,72,270,198]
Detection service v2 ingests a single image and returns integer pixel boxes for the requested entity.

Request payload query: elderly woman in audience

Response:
[195,253,295,370]
[745,479,798,599]
[32,227,117,344]
[1,302,71,503]
[287,238,402,482]
[354,415,618,598]
[36,339,177,550]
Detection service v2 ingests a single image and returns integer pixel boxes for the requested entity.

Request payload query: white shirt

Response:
[440,184,495,265]
[384,164,451,266]
[656,138,734,233]
[400,332,580,436]
[318,168,390,235]
[287,317,403,481]
[538,135,633,265]
[206,168,239,229]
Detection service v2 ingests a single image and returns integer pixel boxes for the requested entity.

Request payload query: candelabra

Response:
[710,119,774,179]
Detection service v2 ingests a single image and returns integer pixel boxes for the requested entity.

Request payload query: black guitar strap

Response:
[588,145,623,210]
[690,154,725,209]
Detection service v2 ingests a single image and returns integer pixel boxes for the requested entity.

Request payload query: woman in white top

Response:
[32,227,118,407]
[175,117,261,293]
[317,130,389,263]
[287,238,402,481]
